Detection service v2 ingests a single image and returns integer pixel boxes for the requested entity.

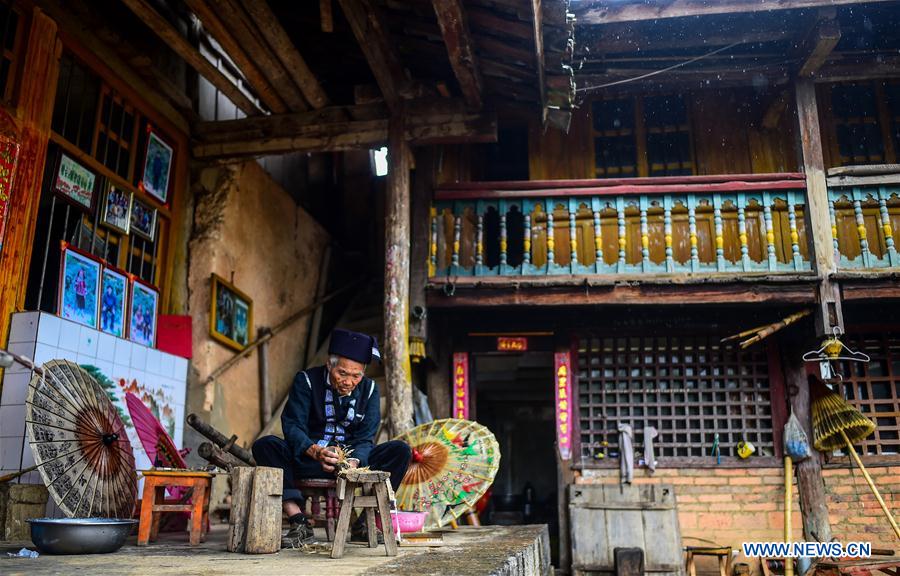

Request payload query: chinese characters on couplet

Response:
[453,352,469,420]
[555,351,572,460]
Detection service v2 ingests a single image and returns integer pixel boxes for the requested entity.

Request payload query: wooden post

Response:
[795,79,843,337]
[384,113,414,436]
[243,467,283,554]
[227,466,254,553]
[425,319,452,419]
[409,147,434,366]
[0,9,60,350]
[258,328,271,426]
[780,333,832,543]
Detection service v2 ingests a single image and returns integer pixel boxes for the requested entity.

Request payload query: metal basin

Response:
[28,518,137,555]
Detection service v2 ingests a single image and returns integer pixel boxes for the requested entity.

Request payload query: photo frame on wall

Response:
[140,128,173,205]
[128,277,159,348]
[53,152,97,212]
[57,242,101,329]
[100,184,133,234]
[210,274,253,352]
[130,197,157,241]
[99,265,128,339]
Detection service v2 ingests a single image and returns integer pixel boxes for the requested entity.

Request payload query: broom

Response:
[809,375,900,540]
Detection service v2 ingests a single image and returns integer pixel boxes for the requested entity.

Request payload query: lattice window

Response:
[0,0,22,105]
[575,335,775,460]
[593,98,637,178]
[887,81,900,159]
[834,332,900,456]
[644,95,693,177]
[830,83,886,165]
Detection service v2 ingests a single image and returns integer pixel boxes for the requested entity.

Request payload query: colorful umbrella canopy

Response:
[125,392,188,499]
[25,360,137,518]
[394,418,500,529]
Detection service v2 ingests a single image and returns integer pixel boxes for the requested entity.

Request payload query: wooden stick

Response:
[0,465,39,483]
[785,456,794,576]
[841,430,900,540]
[740,310,811,349]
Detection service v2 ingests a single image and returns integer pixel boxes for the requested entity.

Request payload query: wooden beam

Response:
[531,0,546,121]
[338,0,409,112]
[574,0,895,25]
[242,1,330,109]
[320,0,334,32]
[798,19,842,77]
[183,0,288,113]
[118,0,263,116]
[432,0,483,109]
[384,114,414,436]
[211,0,309,112]
[192,101,497,159]
[796,78,843,337]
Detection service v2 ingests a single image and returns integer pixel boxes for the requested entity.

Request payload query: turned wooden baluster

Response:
[499,204,508,269]
[688,200,699,272]
[547,204,556,269]
[639,197,650,271]
[451,209,462,270]
[787,192,803,270]
[568,201,578,271]
[713,195,725,271]
[592,198,604,271]
[475,210,484,269]
[429,206,438,276]
[877,187,896,265]
[852,188,871,267]
[828,195,840,264]
[763,193,777,270]
[616,197,627,272]
[663,196,674,273]
[737,194,750,271]
[523,211,532,268]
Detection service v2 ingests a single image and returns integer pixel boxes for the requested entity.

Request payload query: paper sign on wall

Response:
[452,352,469,420]
[555,351,573,460]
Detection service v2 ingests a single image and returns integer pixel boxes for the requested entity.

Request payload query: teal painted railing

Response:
[828,183,900,269]
[429,174,813,278]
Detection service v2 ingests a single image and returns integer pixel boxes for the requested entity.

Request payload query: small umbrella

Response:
[125,392,188,499]
[25,359,137,518]
[394,418,500,530]
[809,375,899,540]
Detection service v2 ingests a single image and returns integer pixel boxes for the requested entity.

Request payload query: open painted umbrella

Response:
[394,418,500,530]
[125,392,188,499]
[25,359,137,518]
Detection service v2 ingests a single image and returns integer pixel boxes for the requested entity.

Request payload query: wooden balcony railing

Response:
[429,174,813,278]
[827,181,900,269]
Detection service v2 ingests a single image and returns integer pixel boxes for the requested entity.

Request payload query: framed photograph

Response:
[210,274,253,351]
[128,278,159,348]
[130,197,157,241]
[57,242,101,329]
[100,184,133,234]
[140,128,173,205]
[99,265,128,338]
[53,152,96,212]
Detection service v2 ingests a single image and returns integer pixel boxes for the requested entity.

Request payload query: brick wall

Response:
[575,463,899,562]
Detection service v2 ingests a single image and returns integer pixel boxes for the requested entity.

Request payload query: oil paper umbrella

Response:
[394,418,500,530]
[125,392,189,499]
[24,359,137,518]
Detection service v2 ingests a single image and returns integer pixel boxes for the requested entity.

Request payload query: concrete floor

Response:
[1,523,551,576]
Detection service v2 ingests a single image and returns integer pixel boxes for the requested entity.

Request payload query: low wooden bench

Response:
[331,470,397,559]
[138,470,212,546]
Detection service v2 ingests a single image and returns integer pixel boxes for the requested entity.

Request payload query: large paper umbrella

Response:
[25,359,137,518]
[126,392,188,499]
[394,418,500,530]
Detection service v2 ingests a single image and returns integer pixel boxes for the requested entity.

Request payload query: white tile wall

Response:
[8,312,39,344]
[33,342,59,366]
[77,326,99,357]
[36,313,61,347]
[58,319,81,353]
[114,338,132,366]
[173,357,189,380]
[97,332,117,363]
[6,342,36,374]
[0,371,31,405]
[131,344,147,372]
[0,404,25,437]
[159,353,175,380]
[0,436,25,470]
[146,348,163,376]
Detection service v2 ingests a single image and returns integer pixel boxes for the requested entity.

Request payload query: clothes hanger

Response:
[802,326,871,363]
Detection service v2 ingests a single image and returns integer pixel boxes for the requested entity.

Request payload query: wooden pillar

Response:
[409,147,433,361]
[795,79,843,337]
[384,114,414,436]
[0,9,61,348]
[425,315,451,419]
[780,332,833,543]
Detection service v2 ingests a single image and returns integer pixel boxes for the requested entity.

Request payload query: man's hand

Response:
[307,445,339,473]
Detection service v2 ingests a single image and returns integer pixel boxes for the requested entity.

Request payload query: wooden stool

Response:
[686,546,733,576]
[295,478,339,541]
[138,470,212,546]
[331,470,397,559]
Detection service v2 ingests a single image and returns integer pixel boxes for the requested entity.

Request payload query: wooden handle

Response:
[784,456,793,576]
[841,430,900,541]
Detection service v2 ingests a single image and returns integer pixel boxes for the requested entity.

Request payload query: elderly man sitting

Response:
[253,329,412,547]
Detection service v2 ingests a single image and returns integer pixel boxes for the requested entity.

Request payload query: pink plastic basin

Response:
[375,511,426,534]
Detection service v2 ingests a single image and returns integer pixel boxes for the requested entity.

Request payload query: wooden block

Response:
[331,487,356,559]
[243,467,284,554]
[615,547,645,576]
[227,466,254,553]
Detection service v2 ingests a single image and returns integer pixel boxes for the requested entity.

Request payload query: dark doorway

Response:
[473,352,559,563]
